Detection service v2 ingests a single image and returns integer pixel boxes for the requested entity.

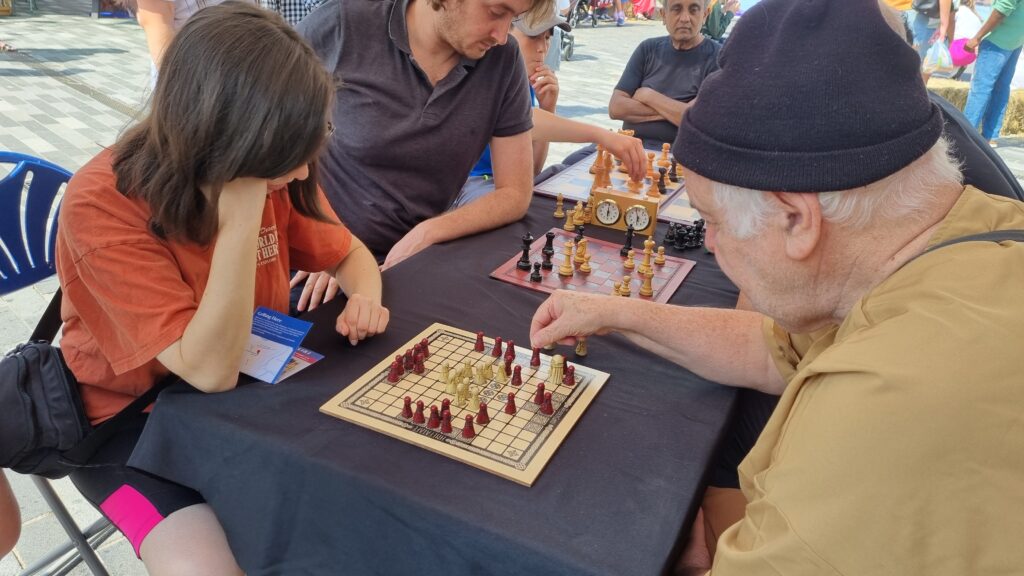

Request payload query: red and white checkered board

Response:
[490,228,696,304]
[320,323,609,487]
[533,149,685,204]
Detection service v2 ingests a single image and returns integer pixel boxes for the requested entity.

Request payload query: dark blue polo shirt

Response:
[300,0,534,259]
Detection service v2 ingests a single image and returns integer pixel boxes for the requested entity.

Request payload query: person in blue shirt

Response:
[453,10,645,207]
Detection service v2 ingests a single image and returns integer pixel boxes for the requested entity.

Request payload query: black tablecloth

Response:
[129,197,739,576]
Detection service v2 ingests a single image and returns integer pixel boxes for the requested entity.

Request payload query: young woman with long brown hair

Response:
[54,3,387,572]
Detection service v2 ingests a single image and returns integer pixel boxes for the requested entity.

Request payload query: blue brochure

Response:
[239,307,315,384]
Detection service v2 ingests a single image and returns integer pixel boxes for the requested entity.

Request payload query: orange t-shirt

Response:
[56,149,352,424]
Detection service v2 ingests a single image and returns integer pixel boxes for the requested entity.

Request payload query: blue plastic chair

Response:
[0,152,115,576]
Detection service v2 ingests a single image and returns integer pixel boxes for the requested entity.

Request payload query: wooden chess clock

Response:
[590,188,658,236]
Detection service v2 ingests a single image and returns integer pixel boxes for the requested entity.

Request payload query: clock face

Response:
[624,204,651,231]
[595,199,621,225]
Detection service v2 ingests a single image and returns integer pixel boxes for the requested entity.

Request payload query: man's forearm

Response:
[533,108,608,145]
[418,183,531,245]
[612,300,786,394]
[974,9,1005,41]
[638,91,689,127]
[610,91,665,123]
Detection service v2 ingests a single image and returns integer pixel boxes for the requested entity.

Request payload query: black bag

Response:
[1,289,175,479]
[912,0,941,19]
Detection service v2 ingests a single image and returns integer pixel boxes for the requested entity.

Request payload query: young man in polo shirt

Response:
[609,0,719,147]
[300,0,552,272]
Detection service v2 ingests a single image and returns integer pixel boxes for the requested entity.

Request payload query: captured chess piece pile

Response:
[665,219,707,252]
[386,334,579,440]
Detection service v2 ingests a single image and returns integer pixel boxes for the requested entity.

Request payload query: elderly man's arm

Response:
[633,87,690,127]
[609,89,665,124]
[530,291,786,394]
[381,131,533,269]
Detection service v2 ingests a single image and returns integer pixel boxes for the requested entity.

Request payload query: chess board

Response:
[490,228,696,304]
[320,324,610,487]
[534,149,686,204]
[658,186,701,224]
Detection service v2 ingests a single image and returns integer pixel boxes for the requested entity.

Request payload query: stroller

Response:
[568,0,603,28]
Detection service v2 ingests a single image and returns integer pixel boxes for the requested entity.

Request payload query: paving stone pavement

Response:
[0,3,667,573]
[3,3,1024,573]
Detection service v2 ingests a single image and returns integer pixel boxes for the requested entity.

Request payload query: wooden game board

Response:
[658,186,701,225]
[320,324,610,487]
[534,149,686,204]
[490,228,696,304]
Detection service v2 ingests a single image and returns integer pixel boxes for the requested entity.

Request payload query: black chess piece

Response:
[529,262,543,283]
[620,225,635,257]
[541,249,553,270]
[686,231,701,249]
[517,233,533,271]
[542,231,556,257]
[574,225,585,245]
[665,223,677,244]
[674,226,689,250]
[657,167,668,194]
[668,159,679,183]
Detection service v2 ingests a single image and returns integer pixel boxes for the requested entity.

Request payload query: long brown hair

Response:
[113,1,335,244]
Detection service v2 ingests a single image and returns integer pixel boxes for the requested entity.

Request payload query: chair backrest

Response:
[929,92,1024,202]
[0,152,71,295]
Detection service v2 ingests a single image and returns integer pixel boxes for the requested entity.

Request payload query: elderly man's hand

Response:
[529,290,616,349]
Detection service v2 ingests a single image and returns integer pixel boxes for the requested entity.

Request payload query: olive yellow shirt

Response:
[711,187,1024,575]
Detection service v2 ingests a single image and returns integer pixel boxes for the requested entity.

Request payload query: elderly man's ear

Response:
[769,192,823,261]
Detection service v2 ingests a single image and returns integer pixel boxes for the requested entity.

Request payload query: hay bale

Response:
[927,77,1024,136]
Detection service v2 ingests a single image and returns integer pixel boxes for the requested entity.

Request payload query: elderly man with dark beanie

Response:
[530,0,1024,573]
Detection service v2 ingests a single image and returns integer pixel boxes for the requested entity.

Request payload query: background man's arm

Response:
[136,0,175,67]
[382,131,533,269]
[609,89,663,123]
[634,87,689,127]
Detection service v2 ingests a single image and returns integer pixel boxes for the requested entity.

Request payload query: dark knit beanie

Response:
[673,0,944,192]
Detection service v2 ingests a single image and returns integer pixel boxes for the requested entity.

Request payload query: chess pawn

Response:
[639,270,654,297]
[603,153,614,188]
[558,240,575,277]
[620,275,632,296]
[589,146,603,174]
[658,142,671,167]
[564,209,575,231]
[646,176,660,199]
[655,246,666,265]
[627,178,641,194]
[580,254,592,274]
[554,193,565,218]
[612,281,622,296]
[623,249,635,270]
[646,151,655,180]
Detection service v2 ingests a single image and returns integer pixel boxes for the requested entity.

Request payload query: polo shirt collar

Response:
[388,0,480,68]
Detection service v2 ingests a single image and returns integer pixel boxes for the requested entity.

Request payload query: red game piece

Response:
[413,400,426,424]
[413,353,425,375]
[476,402,490,425]
[420,338,430,358]
[462,415,476,439]
[401,396,413,418]
[394,355,405,376]
[505,392,517,414]
[511,365,522,386]
[563,365,575,386]
[504,357,513,376]
[403,349,414,370]
[441,398,451,415]
[530,347,541,367]
[387,361,402,383]
[540,392,554,415]
[475,331,485,352]
[427,405,440,429]
[533,382,546,405]
[504,340,516,363]
[441,410,453,434]
[491,337,503,358]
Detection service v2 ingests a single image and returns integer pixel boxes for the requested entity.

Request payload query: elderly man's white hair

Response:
[711,135,963,239]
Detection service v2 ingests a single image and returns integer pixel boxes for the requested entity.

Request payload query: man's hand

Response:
[597,130,645,181]
[290,270,341,312]
[382,221,435,271]
[529,291,617,349]
[966,37,980,53]
[530,64,560,113]
[336,293,390,346]
[724,0,740,13]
